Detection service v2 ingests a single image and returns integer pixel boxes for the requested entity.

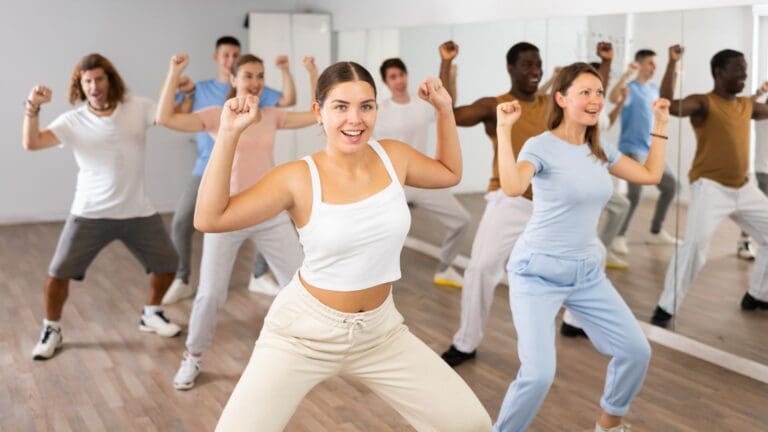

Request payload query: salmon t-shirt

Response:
[196,107,287,195]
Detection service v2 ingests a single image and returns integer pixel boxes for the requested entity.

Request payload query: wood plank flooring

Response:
[0,200,766,431]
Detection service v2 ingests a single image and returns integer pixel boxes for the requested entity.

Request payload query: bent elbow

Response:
[501,185,523,197]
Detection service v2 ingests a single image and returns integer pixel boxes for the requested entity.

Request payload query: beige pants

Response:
[216,274,492,432]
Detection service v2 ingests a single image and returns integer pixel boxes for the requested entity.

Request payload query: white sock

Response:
[43,319,61,330]
[144,305,162,316]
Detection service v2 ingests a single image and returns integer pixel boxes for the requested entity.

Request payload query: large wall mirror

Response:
[335,4,768,371]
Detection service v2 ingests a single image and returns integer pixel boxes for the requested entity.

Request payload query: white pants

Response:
[453,190,533,353]
[405,186,471,269]
[659,178,768,313]
[216,274,492,432]
[186,212,303,354]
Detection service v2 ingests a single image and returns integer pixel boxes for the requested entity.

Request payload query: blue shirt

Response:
[619,80,659,157]
[258,86,282,108]
[176,82,283,176]
[518,132,622,257]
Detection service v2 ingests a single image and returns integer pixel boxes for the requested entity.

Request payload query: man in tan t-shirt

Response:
[652,45,768,328]
[436,40,550,367]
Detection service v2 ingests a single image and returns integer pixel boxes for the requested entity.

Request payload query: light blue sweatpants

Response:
[494,242,651,432]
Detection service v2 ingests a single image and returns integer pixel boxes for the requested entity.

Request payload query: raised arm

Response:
[608,62,637,104]
[174,76,196,114]
[609,98,670,184]
[607,86,628,127]
[596,41,614,88]
[439,41,459,103]
[536,66,562,96]
[496,101,536,196]
[275,56,297,108]
[751,81,768,102]
[751,81,768,120]
[660,45,706,117]
[22,85,60,151]
[281,56,321,130]
[195,95,295,232]
[386,77,462,189]
[156,54,205,132]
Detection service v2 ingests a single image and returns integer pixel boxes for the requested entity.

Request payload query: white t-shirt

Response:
[47,95,158,219]
[373,96,434,155]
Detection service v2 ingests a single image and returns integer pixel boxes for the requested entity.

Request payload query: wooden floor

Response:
[1,200,767,431]
[410,193,768,365]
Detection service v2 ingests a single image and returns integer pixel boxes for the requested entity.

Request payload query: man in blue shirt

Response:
[609,49,679,255]
[163,36,300,304]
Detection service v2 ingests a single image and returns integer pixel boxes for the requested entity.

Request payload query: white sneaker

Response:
[139,310,182,337]
[594,423,632,432]
[738,239,756,261]
[434,266,464,289]
[611,236,629,255]
[32,324,63,360]
[248,272,281,296]
[161,278,195,305]
[645,229,681,245]
[173,352,202,390]
[605,250,629,270]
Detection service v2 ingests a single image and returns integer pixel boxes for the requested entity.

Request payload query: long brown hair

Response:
[227,54,264,98]
[68,54,126,106]
[547,62,607,163]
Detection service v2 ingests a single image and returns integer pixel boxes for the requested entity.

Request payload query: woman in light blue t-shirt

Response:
[493,63,670,432]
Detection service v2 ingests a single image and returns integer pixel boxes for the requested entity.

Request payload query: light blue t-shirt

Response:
[517,131,622,257]
[176,82,284,176]
[619,80,659,157]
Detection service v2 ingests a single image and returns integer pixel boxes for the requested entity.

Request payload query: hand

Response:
[220,95,261,133]
[439,41,459,61]
[177,76,195,94]
[28,85,52,106]
[496,101,522,130]
[669,45,684,62]
[626,62,639,75]
[418,77,452,112]
[596,42,614,61]
[618,86,629,104]
[275,55,290,71]
[652,98,671,124]
[170,54,189,75]
[301,56,317,75]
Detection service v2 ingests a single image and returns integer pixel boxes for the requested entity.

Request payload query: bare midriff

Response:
[299,273,391,313]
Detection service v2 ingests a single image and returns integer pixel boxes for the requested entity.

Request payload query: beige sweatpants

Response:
[216,273,492,432]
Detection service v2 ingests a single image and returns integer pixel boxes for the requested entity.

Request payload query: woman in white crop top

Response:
[195,62,492,431]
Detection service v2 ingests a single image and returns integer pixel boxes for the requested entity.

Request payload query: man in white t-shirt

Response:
[22,53,182,361]
[374,58,471,288]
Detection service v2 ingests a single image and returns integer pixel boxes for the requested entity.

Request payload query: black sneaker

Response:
[650,306,672,328]
[441,345,476,367]
[560,322,589,339]
[737,240,756,261]
[741,292,768,310]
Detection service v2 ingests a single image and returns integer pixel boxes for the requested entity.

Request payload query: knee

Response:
[620,336,652,367]
[523,363,557,396]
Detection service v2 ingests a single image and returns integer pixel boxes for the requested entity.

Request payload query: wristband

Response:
[650,133,668,140]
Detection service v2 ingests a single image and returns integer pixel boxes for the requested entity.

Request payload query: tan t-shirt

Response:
[689,93,752,187]
[489,93,549,199]
[196,107,287,195]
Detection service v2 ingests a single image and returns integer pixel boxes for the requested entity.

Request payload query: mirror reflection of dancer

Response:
[651,45,768,327]
[374,57,471,288]
[197,63,492,431]
[495,62,668,432]
[24,54,182,360]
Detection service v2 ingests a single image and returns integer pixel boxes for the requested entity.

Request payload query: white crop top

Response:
[297,140,411,291]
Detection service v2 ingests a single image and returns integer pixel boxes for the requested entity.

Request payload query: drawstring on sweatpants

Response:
[343,317,366,341]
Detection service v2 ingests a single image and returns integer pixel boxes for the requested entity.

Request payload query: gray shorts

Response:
[48,213,178,280]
